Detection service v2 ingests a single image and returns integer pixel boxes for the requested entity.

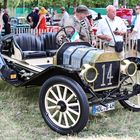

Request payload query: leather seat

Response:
[22,51,46,59]
[13,34,46,59]
[39,32,58,56]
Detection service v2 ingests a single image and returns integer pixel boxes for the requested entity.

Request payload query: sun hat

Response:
[39,7,48,15]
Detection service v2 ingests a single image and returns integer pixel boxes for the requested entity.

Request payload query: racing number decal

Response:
[101,64,113,87]
[94,61,119,90]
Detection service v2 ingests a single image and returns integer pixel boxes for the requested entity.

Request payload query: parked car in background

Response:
[10,17,30,33]
[1,17,30,36]
[116,8,133,25]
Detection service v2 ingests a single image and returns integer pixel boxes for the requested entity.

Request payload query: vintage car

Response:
[10,17,30,26]
[0,26,140,135]
[1,17,30,36]
[10,17,30,33]
[116,8,133,25]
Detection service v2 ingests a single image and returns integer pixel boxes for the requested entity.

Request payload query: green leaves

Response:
[8,0,20,8]
[3,0,139,9]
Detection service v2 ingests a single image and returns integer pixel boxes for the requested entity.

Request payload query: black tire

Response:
[39,75,89,135]
[119,70,140,112]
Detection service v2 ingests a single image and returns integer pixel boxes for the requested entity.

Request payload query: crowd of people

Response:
[27,6,47,31]
[61,4,140,59]
[0,4,140,58]
[61,4,127,59]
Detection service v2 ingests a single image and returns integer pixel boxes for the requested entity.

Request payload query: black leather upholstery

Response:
[23,51,46,59]
[39,32,57,56]
[13,34,46,59]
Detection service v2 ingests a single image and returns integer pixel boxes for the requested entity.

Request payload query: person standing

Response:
[36,7,47,33]
[131,4,140,56]
[49,11,56,25]
[96,5,127,59]
[2,9,11,35]
[32,7,39,29]
[27,8,34,27]
[0,9,3,36]
[27,7,39,29]
[64,5,96,45]
[59,7,69,27]
[94,13,102,21]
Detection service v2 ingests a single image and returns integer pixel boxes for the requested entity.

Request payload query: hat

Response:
[34,7,39,10]
[76,5,89,14]
[60,7,65,11]
[34,7,39,13]
[39,7,48,15]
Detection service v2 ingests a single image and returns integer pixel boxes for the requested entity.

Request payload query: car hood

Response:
[59,44,119,70]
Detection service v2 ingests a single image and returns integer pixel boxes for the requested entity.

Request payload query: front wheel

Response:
[39,75,89,135]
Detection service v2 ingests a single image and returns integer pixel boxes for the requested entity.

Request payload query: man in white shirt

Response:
[59,7,69,27]
[131,4,140,56]
[96,5,127,59]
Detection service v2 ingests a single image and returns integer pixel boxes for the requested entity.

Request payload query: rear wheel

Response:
[39,75,89,135]
[119,70,140,111]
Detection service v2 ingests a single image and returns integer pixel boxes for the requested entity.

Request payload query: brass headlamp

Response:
[80,64,98,83]
[121,60,137,76]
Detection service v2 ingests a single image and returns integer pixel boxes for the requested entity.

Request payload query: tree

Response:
[8,0,20,8]
[122,0,126,7]
[4,0,140,9]
[4,0,8,8]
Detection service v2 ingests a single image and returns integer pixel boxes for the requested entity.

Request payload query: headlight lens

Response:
[80,64,98,83]
[127,63,137,76]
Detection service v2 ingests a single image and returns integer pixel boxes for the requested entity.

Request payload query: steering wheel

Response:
[55,26,75,46]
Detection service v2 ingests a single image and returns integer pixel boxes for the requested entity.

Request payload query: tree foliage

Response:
[8,0,20,8]
[2,0,140,9]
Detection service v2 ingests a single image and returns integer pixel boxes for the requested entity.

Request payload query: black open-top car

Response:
[0,26,140,135]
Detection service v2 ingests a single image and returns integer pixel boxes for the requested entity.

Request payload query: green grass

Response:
[0,81,140,140]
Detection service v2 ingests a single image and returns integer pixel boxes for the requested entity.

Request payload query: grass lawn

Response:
[0,80,140,140]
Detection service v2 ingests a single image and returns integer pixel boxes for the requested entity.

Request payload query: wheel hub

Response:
[57,101,67,112]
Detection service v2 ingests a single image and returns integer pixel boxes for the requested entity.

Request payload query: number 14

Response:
[101,64,113,87]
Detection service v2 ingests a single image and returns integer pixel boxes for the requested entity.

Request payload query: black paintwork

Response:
[94,61,120,90]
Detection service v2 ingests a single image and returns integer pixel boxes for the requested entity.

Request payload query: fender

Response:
[19,65,84,87]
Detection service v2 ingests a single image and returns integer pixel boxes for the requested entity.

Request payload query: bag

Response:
[115,41,123,52]
[105,19,124,53]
